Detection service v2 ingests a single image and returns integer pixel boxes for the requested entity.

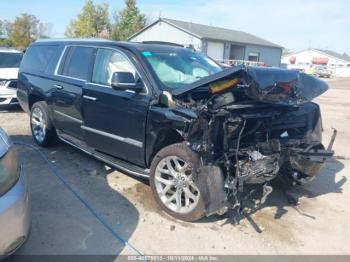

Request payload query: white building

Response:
[282,48,350,77]
[129,18,283,67]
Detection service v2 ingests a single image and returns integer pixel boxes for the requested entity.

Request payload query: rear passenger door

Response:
[52,46,95,139]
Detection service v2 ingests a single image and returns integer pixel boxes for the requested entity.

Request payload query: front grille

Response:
[8,80,17,89]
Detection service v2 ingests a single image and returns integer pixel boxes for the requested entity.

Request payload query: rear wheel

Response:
[150,143,205,222]
[30,102,56,147]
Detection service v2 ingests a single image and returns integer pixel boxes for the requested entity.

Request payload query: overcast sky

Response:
[2,0,349,54]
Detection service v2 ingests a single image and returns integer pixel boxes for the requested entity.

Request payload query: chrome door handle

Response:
[83,95,97,101]
[54,84,63,90]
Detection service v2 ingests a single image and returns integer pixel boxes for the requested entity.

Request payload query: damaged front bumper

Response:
[196,129,337,217]
[286,128,336,185]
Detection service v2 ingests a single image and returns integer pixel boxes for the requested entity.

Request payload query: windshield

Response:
[0,52,23,68]
[142,49,222,90]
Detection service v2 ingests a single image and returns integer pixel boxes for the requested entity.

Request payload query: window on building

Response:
[248,52,260,62]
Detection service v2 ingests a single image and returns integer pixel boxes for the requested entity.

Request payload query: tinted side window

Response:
[21,45,59,73]
[0,53,23,68]
[61,46,94,80]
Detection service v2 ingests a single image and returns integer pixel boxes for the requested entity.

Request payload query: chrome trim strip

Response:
[54,110,83,124]
[57,133,149,178]
[56,74,86,82]
[58,134,92,156]
[117,83,137,86]
[83,95,97,101]
[54,45,68,75]
[93,155,149,178]
[81,125,143,148]
[53,84,63,89]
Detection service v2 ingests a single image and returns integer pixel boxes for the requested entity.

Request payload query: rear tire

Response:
[150,143,205,222]
[30,101,56,147]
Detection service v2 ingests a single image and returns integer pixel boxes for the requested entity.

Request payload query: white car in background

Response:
[0,48,23,107]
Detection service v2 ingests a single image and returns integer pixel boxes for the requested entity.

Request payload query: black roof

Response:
[33,38,188,52]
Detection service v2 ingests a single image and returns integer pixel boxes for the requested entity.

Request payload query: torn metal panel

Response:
[172,65,328,106]
[243,67,329,105]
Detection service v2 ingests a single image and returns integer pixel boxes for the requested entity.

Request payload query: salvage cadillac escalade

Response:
[17,39,336,222]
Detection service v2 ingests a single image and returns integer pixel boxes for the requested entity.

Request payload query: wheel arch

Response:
[29,95,56,131]
[147,128,184,167]
[28,92,46,110]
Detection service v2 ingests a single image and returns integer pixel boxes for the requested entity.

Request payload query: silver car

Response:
[0,128,30,257]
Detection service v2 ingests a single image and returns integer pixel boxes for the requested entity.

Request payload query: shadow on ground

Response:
[219,158,346,231]
[0,105,23,113]
[10,135,140,256]
[197,158,346,228]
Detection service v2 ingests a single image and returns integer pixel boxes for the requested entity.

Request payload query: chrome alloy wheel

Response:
[154,156,200,214]
[31,107,46,143]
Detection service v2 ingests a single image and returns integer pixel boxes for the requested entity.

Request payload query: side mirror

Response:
[111,72,143,92]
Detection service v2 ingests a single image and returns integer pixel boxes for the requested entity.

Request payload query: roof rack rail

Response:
[141,41,184,47]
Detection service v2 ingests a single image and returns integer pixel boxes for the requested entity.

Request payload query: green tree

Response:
[111,0,146,41]
[65,0,111,38]
[0,39,13,47]
[9,14,40,49]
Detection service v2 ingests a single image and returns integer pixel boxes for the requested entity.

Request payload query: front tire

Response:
[30,102,56,147]
[150,143,205,222]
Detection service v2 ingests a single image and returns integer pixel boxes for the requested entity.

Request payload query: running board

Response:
[56,130,150,178]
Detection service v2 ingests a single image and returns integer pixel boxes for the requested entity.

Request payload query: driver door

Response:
[82,48,151,166]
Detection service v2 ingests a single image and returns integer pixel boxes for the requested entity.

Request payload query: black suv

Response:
[17,39,335,222]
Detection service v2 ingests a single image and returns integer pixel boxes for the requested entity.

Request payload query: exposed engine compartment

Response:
[166,66,336,216]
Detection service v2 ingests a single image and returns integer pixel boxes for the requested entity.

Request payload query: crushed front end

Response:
[171,66,336,216]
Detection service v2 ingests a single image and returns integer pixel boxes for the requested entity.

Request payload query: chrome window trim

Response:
[54,45,95,82]
[82,95,97,101]
[115,82,137,86]
[81,125,143,148]
[54,110,83,124]
[54,45,67,76]
[53,44,149,95]
[88,46,149,95]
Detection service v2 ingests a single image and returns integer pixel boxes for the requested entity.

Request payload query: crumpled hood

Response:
[0,68,19,80]
[172,66,328,105]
